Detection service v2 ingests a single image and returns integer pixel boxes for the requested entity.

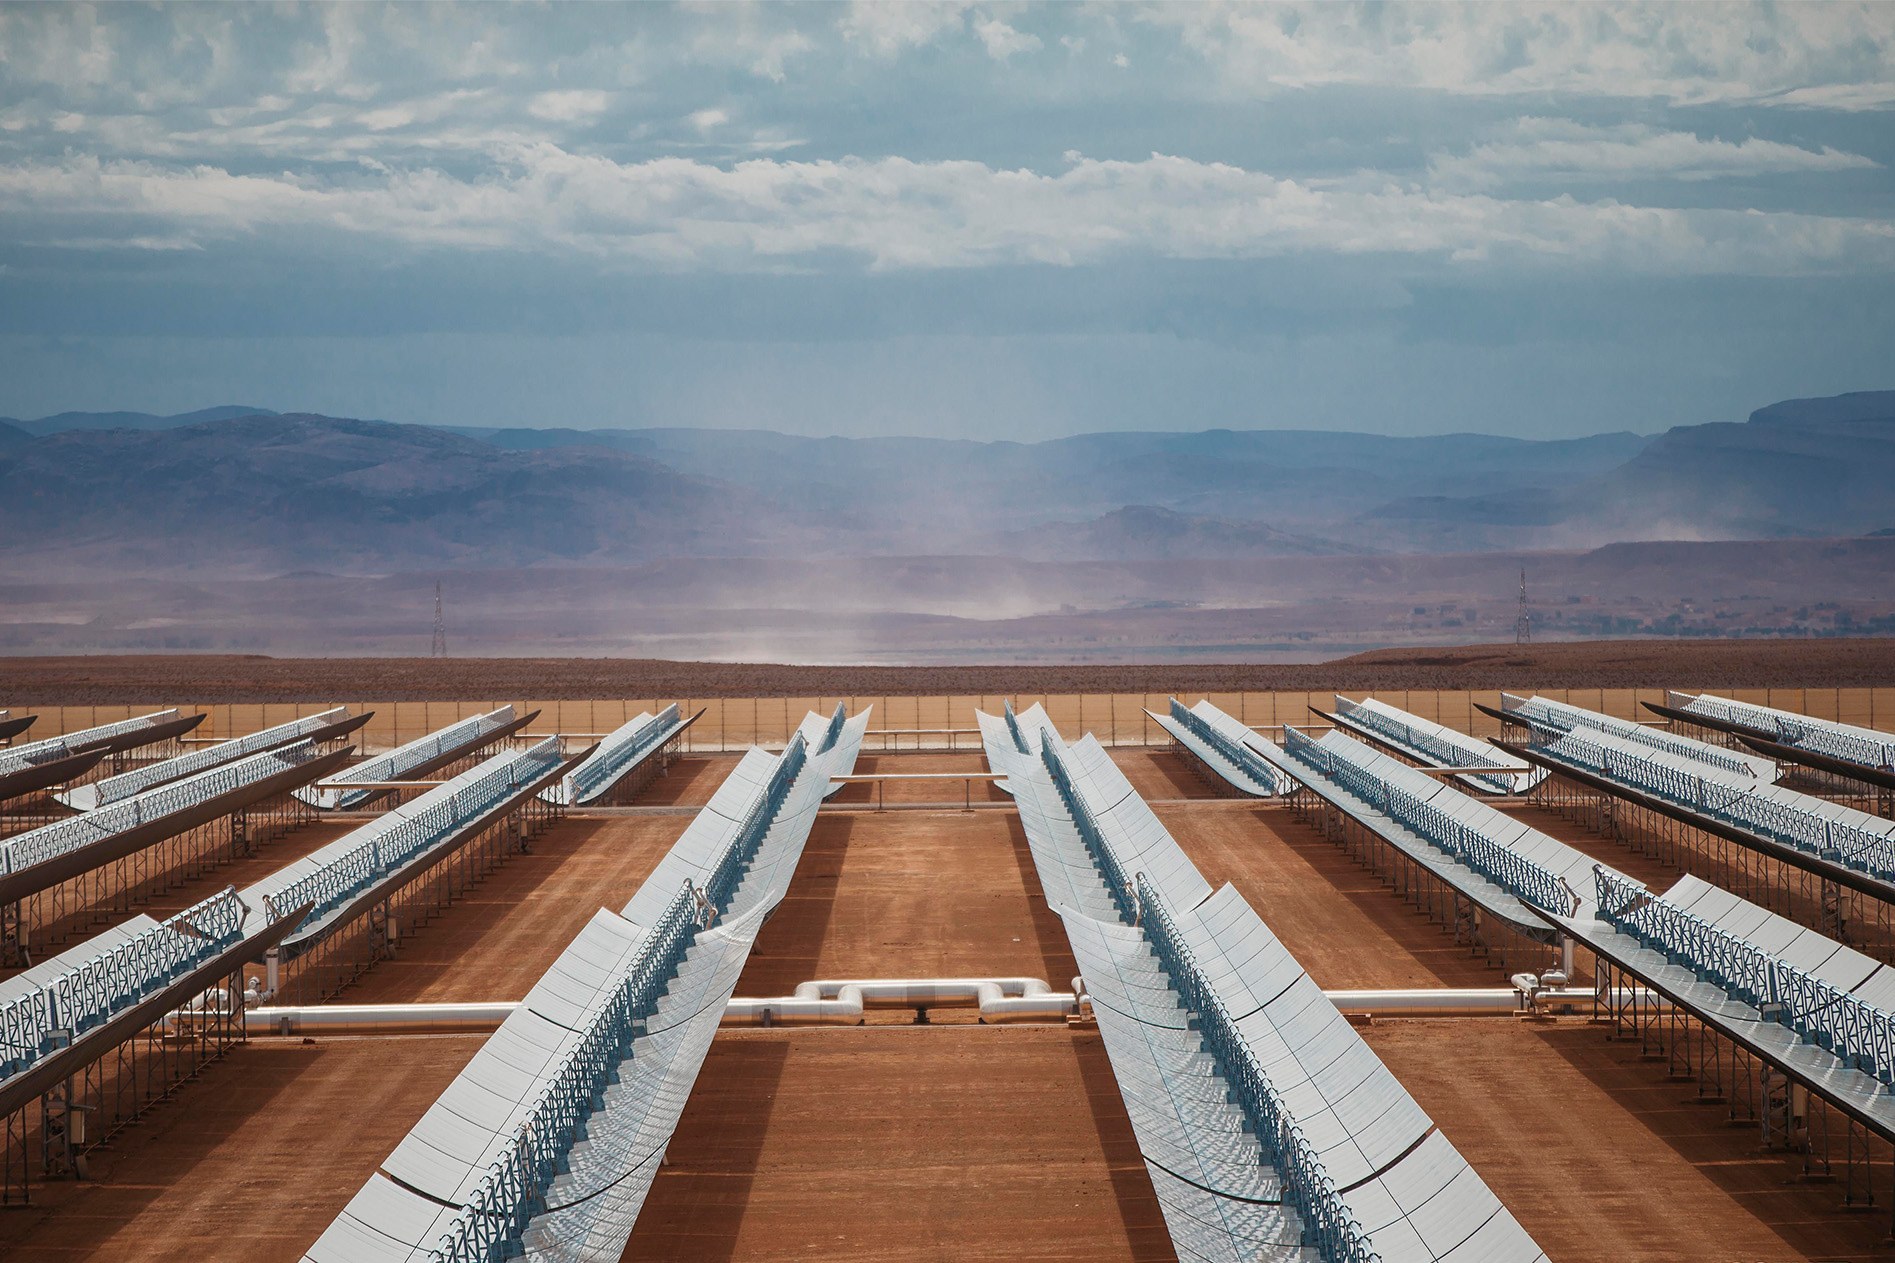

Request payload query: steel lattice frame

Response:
[1529,771,1895,962]
[268,790,562,1006]
[1280,782,1561,975]
[11,789,316,958]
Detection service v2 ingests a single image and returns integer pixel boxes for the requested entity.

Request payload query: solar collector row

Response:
[1546,870,1895,1145]
[0,739,352,908]
[1650,689,1895,791]
[973,699,1053,781]
[247,736,575,957]
[1486,692,1778,781]
[1506,724,1895,895]
[307,706,871,1263]
[0,709,205,770]
[991,711,1545,1262]
[1148,697,1291,798]
[294,705,534,811]
[1236,716,1618,940]
[0,728,568,1130]
[1320,696,1541,797]
[0,717,604,1166]
[0,709,206,804]
[317,890,767,1263]
[0,887,246,1081]
[56,707,371,811]
[804,700,867,792]
[538,704,696,807]
[1070,879,1544,1263]
[0,712,606,1164]
[0,884,306,1119]
[1,699,828,970]
[1001,730,1318,1260]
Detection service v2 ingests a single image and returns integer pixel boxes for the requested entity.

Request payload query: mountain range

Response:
[1,391,1892,576]
[0,405,279,437]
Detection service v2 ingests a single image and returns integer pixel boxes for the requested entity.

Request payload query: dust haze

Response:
[2,392,1892,661]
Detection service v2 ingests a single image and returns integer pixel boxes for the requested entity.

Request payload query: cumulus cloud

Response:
[4,2,1892,127]
[42,234,204,252]
[3,148,1888,278]
[0,3,1889,330]
[973,17,1041,61]
[4,3,1891,188]
[1767,82,1895,111]
[283,5,373,99]
[838,1,971,57]
[357,104,417,132]
[526,90,612,122]
[1142,1,1895,108]
[0,4,121,90]
[683,4,816,82]
[742,29,815,81]
[1431,119,1880,189]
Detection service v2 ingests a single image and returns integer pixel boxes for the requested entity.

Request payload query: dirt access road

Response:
[3,637,1894,703]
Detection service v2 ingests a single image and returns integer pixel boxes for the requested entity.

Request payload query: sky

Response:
[1,1,1892,441]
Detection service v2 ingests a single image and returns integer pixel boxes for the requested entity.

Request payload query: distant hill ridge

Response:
[0,412,816,574]
[0,405,279,436]
[0,391,1889,572]
[1748,391,1895,427]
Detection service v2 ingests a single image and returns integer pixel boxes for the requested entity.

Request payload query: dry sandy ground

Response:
[4,637,1895,703]
[1365,1019,1883,1263]
[629,1026,1170,1263]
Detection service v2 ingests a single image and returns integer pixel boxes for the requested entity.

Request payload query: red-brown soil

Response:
[341,815,682,1004]
[635,754,744,807]
[825,751,1013,808]
[0,1034,487,1262]
[629,1026,1170,1263]
[1109,748,1234,800]
[1157,800,1504,989]
[5,637,1895,704]
[733,807,1070,998]
[1366,1018,1891,1262]
[137,819,361,919]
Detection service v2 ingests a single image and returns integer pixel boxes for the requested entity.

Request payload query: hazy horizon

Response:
[3,398,1685,443]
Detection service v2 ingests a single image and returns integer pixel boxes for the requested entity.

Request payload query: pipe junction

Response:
[234,974,1663,1035]
[723,976,1075,1025]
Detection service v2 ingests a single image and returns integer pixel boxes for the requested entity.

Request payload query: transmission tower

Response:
[431,580,448,657]
[1514,569,1532,645]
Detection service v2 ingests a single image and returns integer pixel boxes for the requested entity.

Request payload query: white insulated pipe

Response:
[240,983,1071,1035]
[1320,986,1660,1017]
[246,1001,520,1036]
[237,980,1664,1035]
[1327,988,1523,1017]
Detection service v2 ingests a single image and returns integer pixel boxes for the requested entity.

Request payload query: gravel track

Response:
[3,638,1894,703]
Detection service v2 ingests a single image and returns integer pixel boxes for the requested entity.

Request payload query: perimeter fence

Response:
[21,687,1895,756]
